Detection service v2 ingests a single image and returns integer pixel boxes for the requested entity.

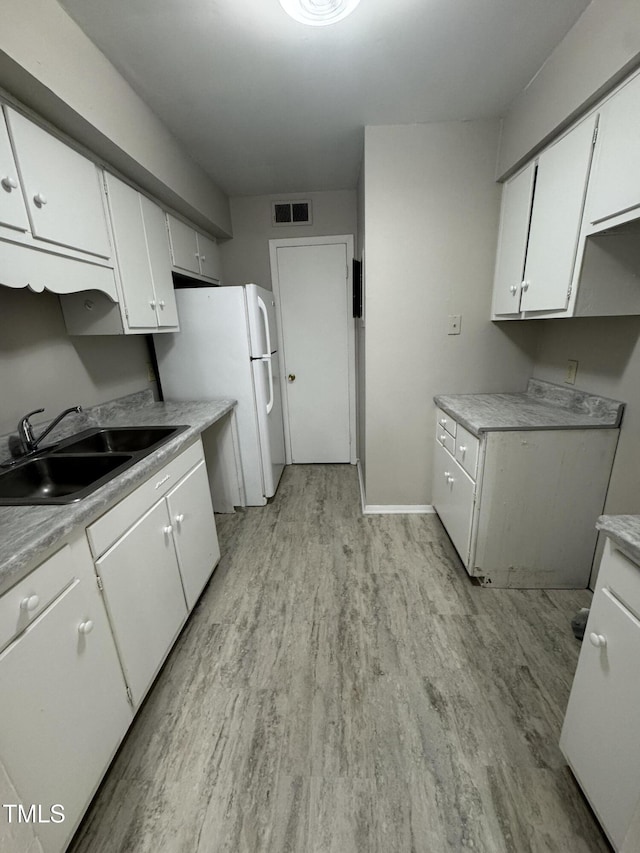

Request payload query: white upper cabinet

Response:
[4,106,111,259]
[491,163,535,316]
[491,114,597,319]
[520,114,597,313]
[586,70,640,230]
[105,174,178,331]
[0,110,29,232]
[167,213,221,282]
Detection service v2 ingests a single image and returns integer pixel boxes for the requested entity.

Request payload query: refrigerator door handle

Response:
[262,356,274,414]
[257,296,272,357]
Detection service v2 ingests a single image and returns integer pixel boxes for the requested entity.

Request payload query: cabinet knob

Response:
[175,513,185,525]
[444,471,451,479]
[1,176,18,190]
[200,256,206,263]
[510,284,518,295]
[447,476,455,485]
[150,300,157,309]
[288,374,296,382]
[439,418,446,425]
[589,632,607,648]
[158,300,166,309]
[440,434,447,442]
[163,524,173,536]
[78,620,94,635]
[33,192,47,207]
[459,445,467,455]
[521,280,530,292]
[20,594,40,612]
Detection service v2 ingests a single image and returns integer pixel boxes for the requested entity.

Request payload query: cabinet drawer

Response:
[454,423,479,479]
[87,439,203,558]
[436,427,455,455]
[435,407,456,439]
[598,538,640,619]
[0,545,75,651]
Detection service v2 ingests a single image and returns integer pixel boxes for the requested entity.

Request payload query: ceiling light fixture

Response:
[279,0,361,27]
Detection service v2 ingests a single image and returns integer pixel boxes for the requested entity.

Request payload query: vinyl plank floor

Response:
[69,464,611,853]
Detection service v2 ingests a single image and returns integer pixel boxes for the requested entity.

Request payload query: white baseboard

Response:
[357,460,435,515]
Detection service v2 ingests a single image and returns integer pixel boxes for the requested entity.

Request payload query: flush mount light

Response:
[279,0,361,27]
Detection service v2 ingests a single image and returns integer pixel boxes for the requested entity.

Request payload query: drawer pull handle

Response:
[20,594,40,612]
[155,474,171,489]
[1,176,18,190]
[589,632,607,648]
[459,445,467,455]
[78,620,94,635]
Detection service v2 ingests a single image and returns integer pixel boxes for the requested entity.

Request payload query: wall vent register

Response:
[272,200,312,226]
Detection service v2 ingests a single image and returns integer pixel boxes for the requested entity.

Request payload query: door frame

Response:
[269,235,356,465]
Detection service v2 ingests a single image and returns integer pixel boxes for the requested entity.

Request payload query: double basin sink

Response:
[0,425,189,505]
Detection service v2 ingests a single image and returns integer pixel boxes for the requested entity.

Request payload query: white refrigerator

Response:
[154,284,286,506]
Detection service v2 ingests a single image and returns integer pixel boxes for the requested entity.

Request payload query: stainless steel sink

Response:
[53,425,188,455]
[0,424,189,505]
[0,454,133,505]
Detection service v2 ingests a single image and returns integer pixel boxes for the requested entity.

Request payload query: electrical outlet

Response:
[566,359,578,385]
[447,314,462,335]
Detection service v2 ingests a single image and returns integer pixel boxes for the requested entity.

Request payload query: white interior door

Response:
[272,239,353,464]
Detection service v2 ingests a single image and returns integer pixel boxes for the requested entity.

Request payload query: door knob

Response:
[288,374,296,382]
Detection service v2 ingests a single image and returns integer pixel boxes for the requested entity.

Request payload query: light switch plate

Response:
[447,314,462,335]
[566,359,578,385]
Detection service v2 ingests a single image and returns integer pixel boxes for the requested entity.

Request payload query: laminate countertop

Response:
[597,515,640,566]
[435,379,624,438]
[0,390,236,597]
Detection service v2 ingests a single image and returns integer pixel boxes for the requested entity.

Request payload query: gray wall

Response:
[0,288,152,436]
[0,0,231,237]
[498,0,640,177]
[220,190,357,290]
[362,120,538,507]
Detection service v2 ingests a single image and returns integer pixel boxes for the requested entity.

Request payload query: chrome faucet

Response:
[18,406,83,454]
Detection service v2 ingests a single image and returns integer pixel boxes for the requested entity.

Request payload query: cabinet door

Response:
[0,110,29,232]
[432,440,475,566]
[141,195,179,328]
[561,587,640,850]
[166,460,220,610]
[588,72,640,226]
[167,213,200,274]
[520,115,596,313]
[104,173,157,330]
[5,107,111,259]
[492,163,535,316]
[197,232,221,281]
[0,576,131,853]
[96,500,187,706]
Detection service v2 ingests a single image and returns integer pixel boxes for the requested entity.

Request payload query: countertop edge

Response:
[596,515,640,567]
[0,397,237,597]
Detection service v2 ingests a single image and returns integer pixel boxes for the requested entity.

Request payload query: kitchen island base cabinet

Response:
[0,537,132,853]
[432,408,619,588]
[561,538,640,851]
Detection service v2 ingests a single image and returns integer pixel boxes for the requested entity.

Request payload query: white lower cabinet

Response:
[432,409,619,588]
[166,460,220,610]
[0,538,132,853]
[95,499,188,706]
[89,438,219,706]
[561,539,640,851]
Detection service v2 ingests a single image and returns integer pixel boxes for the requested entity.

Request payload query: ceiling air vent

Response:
[272,200,312,226]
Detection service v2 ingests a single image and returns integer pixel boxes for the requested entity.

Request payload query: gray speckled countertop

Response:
[435,379,624,438]
[597,515,640,566]
[0,390,236,596]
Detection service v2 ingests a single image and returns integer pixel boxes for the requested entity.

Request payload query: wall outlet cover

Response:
[447,314,462,335]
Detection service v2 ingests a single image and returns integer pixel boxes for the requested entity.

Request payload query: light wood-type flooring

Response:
[70,464,611,853]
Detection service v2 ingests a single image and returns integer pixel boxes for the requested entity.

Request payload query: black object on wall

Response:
[352,258,362,318]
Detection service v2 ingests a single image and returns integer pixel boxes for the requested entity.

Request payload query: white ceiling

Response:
[57,0,591,197]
